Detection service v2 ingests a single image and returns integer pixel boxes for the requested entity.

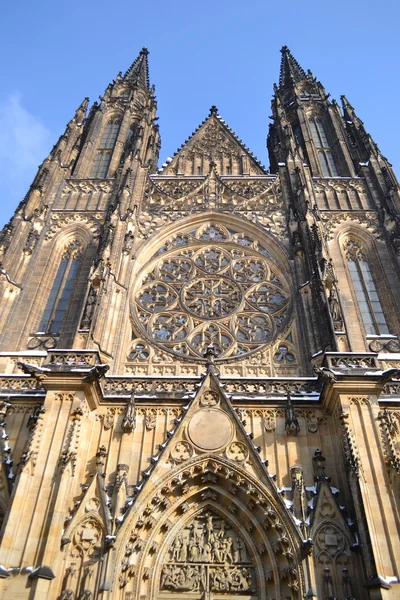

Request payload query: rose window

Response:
[132,225,291,360]
[183,277,242,318]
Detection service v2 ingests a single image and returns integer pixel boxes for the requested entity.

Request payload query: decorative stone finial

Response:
[203,344,217,374]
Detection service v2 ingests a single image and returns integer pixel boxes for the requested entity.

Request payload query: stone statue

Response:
[81,286,97,329]
[285,396,300,435]
[122,392,136,433]
[328,287,343,328]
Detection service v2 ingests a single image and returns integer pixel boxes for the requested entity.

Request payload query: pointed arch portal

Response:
[113,453,304,599]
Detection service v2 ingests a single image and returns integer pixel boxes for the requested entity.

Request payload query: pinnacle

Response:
[279,46,307,88]
[123,48,150,90]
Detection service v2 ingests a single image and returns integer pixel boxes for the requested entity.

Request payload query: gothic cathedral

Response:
[0,47,399,600]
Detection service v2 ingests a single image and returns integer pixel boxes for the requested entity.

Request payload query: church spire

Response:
[123,47,150,90]
[279,45,308,88]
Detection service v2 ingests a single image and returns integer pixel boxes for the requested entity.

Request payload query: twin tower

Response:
[0,47,399,599]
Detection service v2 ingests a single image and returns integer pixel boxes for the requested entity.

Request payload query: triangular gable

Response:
[165,371,275,487]
[119,358,300,531]
[64,472,112,540]
[160,108,267,176]
[310,480,356,562]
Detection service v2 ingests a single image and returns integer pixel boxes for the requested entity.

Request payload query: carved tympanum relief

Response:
[160,511,255,595]
[131,223,291,360]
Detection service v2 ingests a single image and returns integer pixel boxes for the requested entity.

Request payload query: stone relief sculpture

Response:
[160,511,255,594]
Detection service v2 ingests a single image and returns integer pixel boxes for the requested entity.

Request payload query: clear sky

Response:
[1,0,399,228]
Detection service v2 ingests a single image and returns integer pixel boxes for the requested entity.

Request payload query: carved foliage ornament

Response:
[132,225,291,360]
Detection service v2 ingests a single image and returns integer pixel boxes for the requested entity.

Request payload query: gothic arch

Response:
[112,454,305,599]
[327,224,398,347]
[59,513,105,599]
[26,226,96,347]
[132,211,292,275]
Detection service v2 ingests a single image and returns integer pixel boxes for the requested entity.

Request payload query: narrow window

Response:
[344,239,389,335]
[310,121,322,148]
[91,119,121,178]
[92,152,112,178]
[325,151,338,177]
[197,166,202,175]
[310,119,338,176]
[38,242,82,335]
[318,151,330,177]
[226,166,232,175]
[99,120,121,149]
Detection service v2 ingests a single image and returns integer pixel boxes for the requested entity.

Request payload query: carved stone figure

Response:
[122,392,136,433]
[144,409,157,430]
[285,397,300,435]
[328,287,343,330]
[81,287,97,329]
[103,412,114,430]
[122,231,135,254]
[164,512,250,580]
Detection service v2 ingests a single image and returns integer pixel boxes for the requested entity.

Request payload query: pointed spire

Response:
[123,47,150,90]
[73,97,89,124]
[279,46,307,88]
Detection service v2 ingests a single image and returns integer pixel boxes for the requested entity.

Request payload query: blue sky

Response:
[1,0,399,228]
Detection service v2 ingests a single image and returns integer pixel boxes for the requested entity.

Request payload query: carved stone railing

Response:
[101,376,321,401]
[62,177,114,194]
[0,376,43,394]
[45,350,102,367]
[323,352,380,371]
[382,382,400,398]
[102,377,199,398]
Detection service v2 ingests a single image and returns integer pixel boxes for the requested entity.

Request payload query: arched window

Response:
[310,119,338,177]
[91,118,121,178]
[344,239,389,335]
[37,241,82,335]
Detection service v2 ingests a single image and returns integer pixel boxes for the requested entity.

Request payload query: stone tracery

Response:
[132,223,291,360]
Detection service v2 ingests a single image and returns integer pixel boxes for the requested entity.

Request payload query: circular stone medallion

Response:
[188,408,233,451]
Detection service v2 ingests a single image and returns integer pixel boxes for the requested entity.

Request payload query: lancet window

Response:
[310,119,338,177]
[344,239,389,335]
[37,241,82,335]
[91,118,121,178]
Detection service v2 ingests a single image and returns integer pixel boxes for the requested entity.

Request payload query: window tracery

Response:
[37,240,82,335]
[132,224,291,360]
[310,119,338,177]
[91,118,121,178]
[344,238,389,335]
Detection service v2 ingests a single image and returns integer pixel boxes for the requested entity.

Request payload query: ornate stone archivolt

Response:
[131,223,292,361]
[115,457,303,598]
[44,212,102,241]
[321,211,381,241]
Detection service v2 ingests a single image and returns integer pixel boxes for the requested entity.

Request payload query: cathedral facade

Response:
[0,47,399,599]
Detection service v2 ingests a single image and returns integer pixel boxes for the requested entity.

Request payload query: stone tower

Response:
[0,46,399,599]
